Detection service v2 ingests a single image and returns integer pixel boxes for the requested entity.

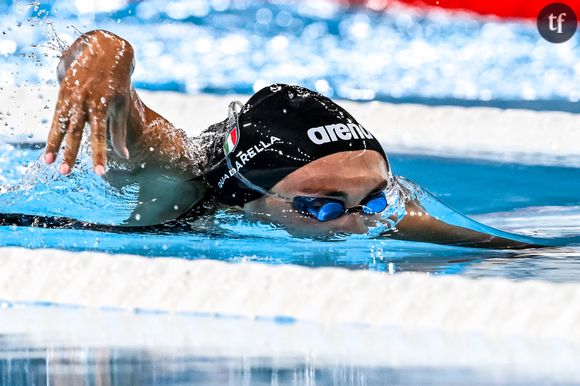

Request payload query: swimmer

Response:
[38,30,541,248]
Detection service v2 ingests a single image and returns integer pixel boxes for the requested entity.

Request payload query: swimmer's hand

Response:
[42,30,207,226]
[44,30,134,175]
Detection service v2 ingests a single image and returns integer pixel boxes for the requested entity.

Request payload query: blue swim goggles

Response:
[292,191,388,222]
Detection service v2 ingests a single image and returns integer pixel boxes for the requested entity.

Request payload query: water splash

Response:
[0,0,579,107]
[0,140,137,223]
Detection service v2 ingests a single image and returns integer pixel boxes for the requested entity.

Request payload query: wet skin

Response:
[243,150,391,237]
[244,150,540,248]
[45,30,205,226]
[44,30,539,248]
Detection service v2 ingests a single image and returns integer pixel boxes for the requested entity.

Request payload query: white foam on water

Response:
[1,85,579,167]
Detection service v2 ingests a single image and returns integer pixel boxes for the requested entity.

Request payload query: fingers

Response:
[89,103,108,176]
[46,92,129,176]
[44,96,69,165]
[59,106,86,175]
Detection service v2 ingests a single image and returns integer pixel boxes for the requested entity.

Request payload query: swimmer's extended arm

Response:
[389,200,540,249]
[44,30,205,226]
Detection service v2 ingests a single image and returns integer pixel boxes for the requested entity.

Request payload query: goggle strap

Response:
[225,100,275,201]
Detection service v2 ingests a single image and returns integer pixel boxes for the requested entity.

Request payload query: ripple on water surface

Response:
[0,144,579,282]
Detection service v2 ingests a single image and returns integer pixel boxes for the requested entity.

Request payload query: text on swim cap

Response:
[217,136,281,189]
[307,123,374,145]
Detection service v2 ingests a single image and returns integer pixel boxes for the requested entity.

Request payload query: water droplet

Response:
[256,8,272,25]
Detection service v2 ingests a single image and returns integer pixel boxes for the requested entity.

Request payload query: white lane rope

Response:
[1,247,580,343]
[2,85,579,167]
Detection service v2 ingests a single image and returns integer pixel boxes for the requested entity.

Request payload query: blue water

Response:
[1,0,580,111]
[1,347,572,386]
[1,143,579,282]
[1,2,580,385]
[1,305,578,386]
[1,0,575,276]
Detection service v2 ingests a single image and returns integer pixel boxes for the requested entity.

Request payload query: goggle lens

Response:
[316,202,345,221]
[293,191,388,222]
[361,192,388,214]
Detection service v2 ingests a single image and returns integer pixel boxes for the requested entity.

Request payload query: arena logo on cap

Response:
[224,126,239,155]
[307,123,374,145]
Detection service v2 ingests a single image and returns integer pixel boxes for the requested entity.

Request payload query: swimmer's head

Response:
[204,84,391,221]
[243,149,391,237]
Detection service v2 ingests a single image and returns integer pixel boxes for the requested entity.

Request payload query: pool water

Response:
[1,143,579,282]
[1,1,580,385]
[1,305,579,386]
[2,343,571,386]
[2,0,580,111]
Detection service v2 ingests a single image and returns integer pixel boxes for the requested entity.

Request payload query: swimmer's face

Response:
[243,150,390,237]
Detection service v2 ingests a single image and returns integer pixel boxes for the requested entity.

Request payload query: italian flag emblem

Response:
[224,126,239,155]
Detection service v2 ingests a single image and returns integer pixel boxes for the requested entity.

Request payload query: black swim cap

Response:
[204,84,389,206]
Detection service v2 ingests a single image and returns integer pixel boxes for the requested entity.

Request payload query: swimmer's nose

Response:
[332,213,368,234]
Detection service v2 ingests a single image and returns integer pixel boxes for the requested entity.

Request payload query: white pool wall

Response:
[1,302,579,382]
